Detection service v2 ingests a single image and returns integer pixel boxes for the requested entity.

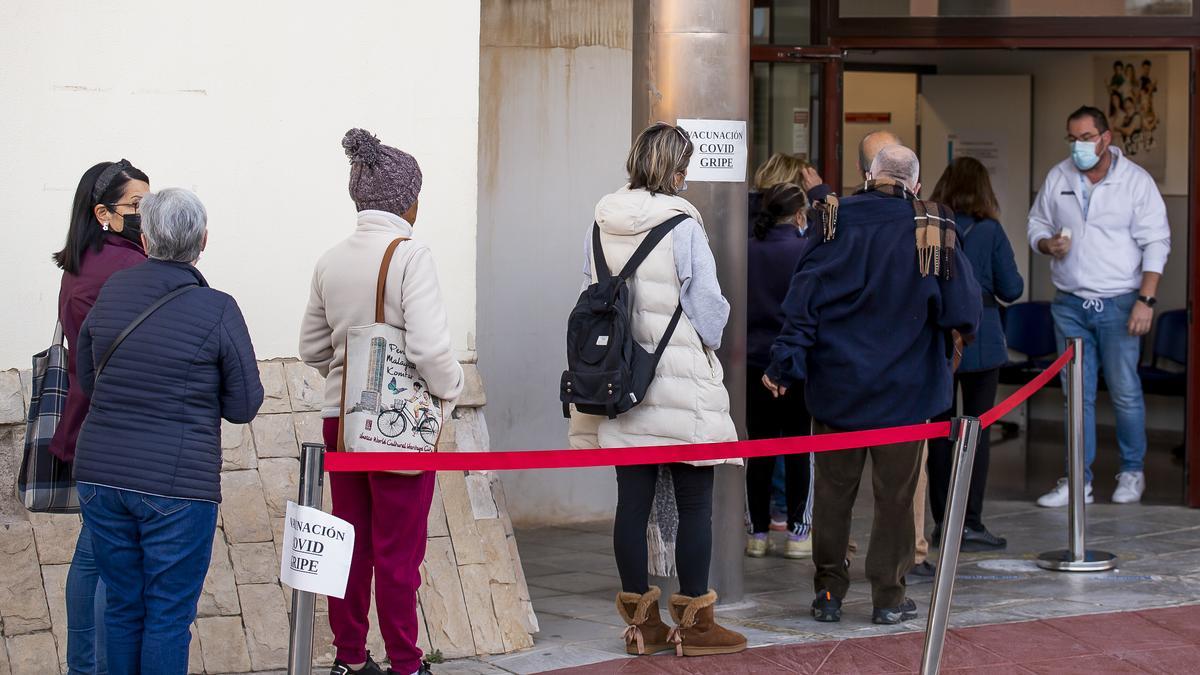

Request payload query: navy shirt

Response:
[955,215,1024,372]
[766,191,982,430]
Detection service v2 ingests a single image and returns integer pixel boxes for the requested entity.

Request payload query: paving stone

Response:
[4,631,59,675]
[17,370,32,417]
[465,473,498,520]
[454,408,491,452]
[251,414,300,459]
[239,583,290,670]
[489,473,515,537]
[419,537,477,658]
[0,630,9,675]
[0,371,25,426]
[438,471,487,566]
[230,542,280,585]
[257,361,292,414]
[198,529,241,617]
[0,426,26,519]
[460,563,504,654]
[477,519,515,585]
[28,512,81,566]
[258,457,300,518]
[197,615,252,673]
[188,622,204,674]
[284,361,325,413]
[292,412,325,449]
[0,521,51,635]
[219,471,273,544]
[428,481,450,538]
[312,611,336,667]
[221,421,257,471]
[458,364,487,408]
[490,582,536,652]
[39,564,68,670]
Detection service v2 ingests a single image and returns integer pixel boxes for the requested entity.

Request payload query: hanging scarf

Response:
[845,178,957,281]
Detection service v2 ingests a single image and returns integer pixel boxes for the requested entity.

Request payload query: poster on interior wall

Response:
[947,131,1010,216]
[792,108,810,158]
[1095,54,1166,181]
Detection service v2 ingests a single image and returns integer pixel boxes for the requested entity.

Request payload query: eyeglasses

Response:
[1065,132,1104,143]
[105,201,141,213]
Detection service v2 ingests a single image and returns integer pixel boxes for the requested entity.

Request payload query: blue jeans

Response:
[1051,291,1147,482]
[67,522,108,675]
[78,483,217,675]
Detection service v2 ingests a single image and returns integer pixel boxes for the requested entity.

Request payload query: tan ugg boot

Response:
[667,590,748,657]
[616,586,674,655]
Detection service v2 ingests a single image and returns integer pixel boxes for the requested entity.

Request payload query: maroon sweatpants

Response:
[323,418,435,671]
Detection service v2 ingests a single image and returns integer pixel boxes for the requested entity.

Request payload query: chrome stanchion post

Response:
[1037,337,1117,572]
[921,417,980,675]
[287,443,325,675]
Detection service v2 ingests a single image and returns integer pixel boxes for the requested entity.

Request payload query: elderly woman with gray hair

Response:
[73,187,264,673]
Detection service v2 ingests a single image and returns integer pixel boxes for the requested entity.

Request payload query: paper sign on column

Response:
[281,501,355,598]
[677,118,748,183]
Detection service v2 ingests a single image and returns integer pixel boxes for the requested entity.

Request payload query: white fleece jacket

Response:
[300,210,464,417]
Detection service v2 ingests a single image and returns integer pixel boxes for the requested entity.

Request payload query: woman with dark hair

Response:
[745,183,816,561]
[51,159,149,675]
[927,157,1023,552]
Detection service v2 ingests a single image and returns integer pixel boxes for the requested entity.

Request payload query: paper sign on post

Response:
[676,118,748,183]
[281,501,355,599]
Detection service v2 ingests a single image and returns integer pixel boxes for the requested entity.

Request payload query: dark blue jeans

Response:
[79,483,216,675]
[67,522,108,674]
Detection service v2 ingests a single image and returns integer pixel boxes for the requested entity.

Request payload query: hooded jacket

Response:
[568,186,740,464]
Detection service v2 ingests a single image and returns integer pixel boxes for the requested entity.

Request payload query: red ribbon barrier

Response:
[324,345,1074,473]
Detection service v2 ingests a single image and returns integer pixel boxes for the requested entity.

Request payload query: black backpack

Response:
[561,214,688,419]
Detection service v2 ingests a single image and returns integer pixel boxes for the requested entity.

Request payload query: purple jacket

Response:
[49,234,145,461]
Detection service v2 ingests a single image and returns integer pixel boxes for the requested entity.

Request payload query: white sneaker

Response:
[1112,471,1145,504]
[1036,477,1094,508]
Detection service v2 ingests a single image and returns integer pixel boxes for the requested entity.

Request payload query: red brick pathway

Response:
[547,604,1200,674]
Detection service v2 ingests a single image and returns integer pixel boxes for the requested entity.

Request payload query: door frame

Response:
[755,36,1200,506]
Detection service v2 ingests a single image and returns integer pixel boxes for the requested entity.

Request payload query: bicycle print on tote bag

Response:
[339,237,444,470]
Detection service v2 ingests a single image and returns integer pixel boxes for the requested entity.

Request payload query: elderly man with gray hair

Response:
[764,144,981,626]
[73,187,263,673]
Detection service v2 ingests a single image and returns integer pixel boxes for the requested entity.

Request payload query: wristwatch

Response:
[1137,294,1157,307]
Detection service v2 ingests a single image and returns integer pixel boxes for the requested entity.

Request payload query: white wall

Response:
[0,1,481,369]
[478,0,631,526]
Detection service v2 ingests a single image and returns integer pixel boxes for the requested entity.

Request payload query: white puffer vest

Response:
[568,188,739,466]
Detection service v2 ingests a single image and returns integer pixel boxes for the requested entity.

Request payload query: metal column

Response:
[1037,337,1117,572]
[921,417,981,675]
[287,442,326,675]
[632,0,751,603]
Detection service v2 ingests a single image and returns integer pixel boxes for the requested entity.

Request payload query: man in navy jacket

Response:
[764,145,981,625]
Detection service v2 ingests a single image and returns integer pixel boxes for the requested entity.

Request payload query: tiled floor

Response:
[438,430,1196,673]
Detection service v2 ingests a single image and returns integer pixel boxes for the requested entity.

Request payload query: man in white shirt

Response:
[1028,105,1170,507]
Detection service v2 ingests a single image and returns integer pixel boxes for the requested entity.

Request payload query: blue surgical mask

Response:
[1071,140,1101,171]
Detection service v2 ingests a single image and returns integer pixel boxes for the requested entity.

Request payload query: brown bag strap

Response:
[375,237,409,323]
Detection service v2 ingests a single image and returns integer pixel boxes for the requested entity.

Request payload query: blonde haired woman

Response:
[570,122,746,659]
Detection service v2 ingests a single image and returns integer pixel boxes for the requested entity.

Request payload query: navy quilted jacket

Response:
[73,260,264,502]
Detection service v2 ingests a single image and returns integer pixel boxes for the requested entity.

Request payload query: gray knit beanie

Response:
[342,128,422,217]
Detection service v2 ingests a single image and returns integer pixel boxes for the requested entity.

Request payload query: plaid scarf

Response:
[849,178,957,280]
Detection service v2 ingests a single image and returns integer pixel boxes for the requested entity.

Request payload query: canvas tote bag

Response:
[18,322,78,513]
[339,237,445,474]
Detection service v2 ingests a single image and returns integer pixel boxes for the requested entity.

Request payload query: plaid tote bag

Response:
[17,322,79,513]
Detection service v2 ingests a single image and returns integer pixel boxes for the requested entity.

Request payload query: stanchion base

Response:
[1036,549,1118,572]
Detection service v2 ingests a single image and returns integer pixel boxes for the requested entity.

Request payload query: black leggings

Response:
[614,463,714,598]
[927,368,1000,530]
[746,367,812,534]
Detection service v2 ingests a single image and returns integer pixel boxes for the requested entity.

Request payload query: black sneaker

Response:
[905,560,936,583]
[872,597,918,625]
[961,525,1007,552]
[811,590,843,622]
[391,663,432,675]
[331,653,386,675]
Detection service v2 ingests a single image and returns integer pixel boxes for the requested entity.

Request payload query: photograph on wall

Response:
[1095,54,1166,181]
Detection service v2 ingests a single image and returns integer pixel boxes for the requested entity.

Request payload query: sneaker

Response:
[745,533,769,558]
[1112,471,1145,504]
[906,560,936,582]
[331,653,386,675]
[961,525,1007,552]
[784,534,812,559]
[1036,477,1094,508]
[873,598,918,625]
[811,590,842,622]
[395,663,432,675]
